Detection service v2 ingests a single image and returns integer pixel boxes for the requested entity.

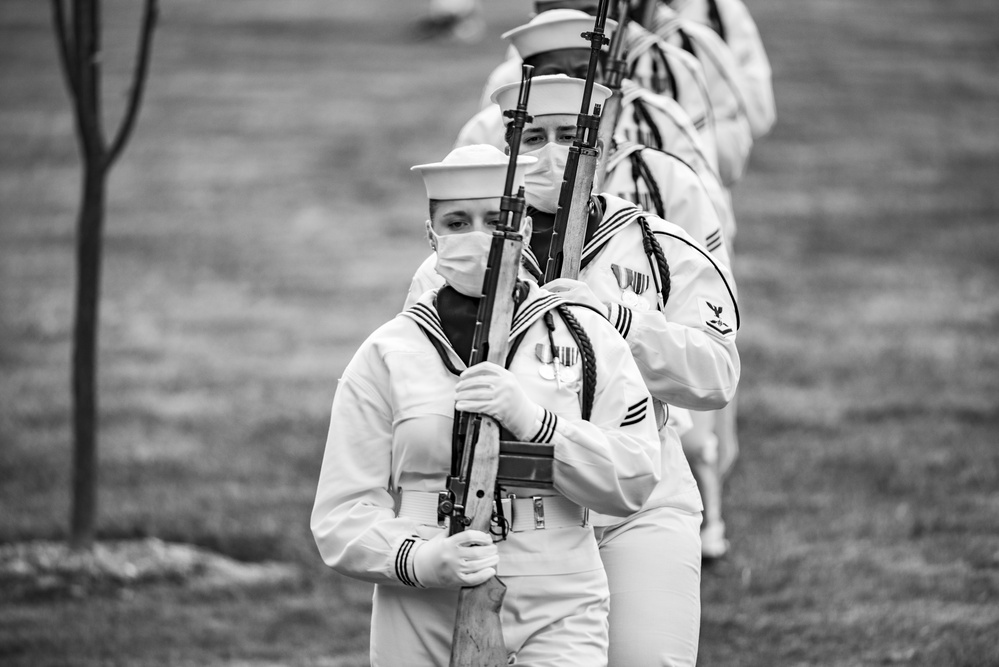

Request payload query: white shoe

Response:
[700,520,729,559]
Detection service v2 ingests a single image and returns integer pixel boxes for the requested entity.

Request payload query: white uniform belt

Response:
[398,490,588,532]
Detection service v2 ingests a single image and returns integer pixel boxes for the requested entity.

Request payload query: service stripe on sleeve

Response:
[530,409,558,444]
[611,303,633,339]
[396,538,419,587]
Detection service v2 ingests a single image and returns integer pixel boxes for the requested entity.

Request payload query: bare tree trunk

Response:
[70,164,105,550]
[52,0,159,551]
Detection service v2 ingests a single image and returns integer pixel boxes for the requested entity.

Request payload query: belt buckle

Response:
[533,496,545,530]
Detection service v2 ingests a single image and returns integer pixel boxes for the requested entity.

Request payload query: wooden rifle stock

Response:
[543,0,612,283]
[447,65,534,667]
[593,0,631,193]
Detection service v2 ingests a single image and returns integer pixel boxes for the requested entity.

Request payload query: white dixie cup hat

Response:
[491,74,612,124]
[411,144,537,201]
[501,8,618,60]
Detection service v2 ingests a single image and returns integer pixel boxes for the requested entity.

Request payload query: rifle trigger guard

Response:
[491,492,511,541]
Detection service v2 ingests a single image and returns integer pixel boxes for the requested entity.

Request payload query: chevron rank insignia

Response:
[698,297,734,337]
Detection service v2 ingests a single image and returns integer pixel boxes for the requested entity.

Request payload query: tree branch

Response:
[106,0,159,167]
[50,0,80,100]
[72,0,106,158]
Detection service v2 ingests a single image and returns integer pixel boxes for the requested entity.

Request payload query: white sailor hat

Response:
[411,144,537,201]
[492,74,612,124]
[502,8,617,60]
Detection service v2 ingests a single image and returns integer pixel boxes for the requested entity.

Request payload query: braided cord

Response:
[631,150,666,218]
[638,216,672,308]
[631,99,664,150]
[556,305,597,422]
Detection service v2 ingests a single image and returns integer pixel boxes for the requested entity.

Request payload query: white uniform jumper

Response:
[603,140,733,260]
[621,20,718,158]
[313,282,662,667]
[651,5,753,187]
[406,194,740,665]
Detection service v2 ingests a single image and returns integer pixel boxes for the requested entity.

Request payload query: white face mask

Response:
[428,228,494,298]
[523,143,570,214]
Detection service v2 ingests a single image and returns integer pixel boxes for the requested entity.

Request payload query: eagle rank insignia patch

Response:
[698,297,734,337]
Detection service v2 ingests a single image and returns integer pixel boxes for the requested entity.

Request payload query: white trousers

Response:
[370,567,610,666]
[595,506,703,667]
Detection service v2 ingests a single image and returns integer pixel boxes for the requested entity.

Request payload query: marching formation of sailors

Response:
[312,2,775,665]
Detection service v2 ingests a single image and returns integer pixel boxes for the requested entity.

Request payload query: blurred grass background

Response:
[1,0,997,665]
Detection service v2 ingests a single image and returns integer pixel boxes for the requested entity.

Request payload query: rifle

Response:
[592,0,631,193]
[542,0,612,283]
[443,64,534,667]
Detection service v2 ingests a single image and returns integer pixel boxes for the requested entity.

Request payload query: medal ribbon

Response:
[611,264,650,294]
[535,343,579,367]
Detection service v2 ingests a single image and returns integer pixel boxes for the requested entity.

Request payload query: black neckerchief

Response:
[435,285,480,366]
[528,195,605,273]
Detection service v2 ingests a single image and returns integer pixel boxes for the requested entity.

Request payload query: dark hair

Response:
[429,199,441,220]
[503,124,517,150]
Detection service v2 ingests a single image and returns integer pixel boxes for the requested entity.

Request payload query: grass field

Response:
[2,0,997,665]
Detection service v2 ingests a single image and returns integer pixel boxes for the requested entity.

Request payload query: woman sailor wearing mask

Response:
[313,144,662,666]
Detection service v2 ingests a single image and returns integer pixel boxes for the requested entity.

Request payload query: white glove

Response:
[455,361,541,440]
[544,278,608,318]
[412,529,499,589]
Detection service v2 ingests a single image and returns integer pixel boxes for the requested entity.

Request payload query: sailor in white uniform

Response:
[312,145,662,667]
